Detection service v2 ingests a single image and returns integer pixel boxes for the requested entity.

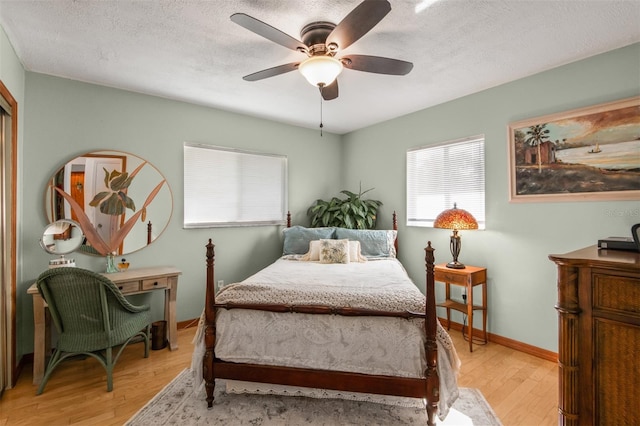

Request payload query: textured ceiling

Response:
[1,0,639,134]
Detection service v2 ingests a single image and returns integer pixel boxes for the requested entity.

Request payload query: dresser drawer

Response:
[593,273,640,315]
[142,277,168,290]
[115,280,140,293]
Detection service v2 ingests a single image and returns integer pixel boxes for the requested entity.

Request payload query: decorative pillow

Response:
[319,239,350,264]
[302,240,367,263]
[334,228,397,258]
[283,226,335,255]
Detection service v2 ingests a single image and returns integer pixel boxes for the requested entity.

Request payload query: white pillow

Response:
[319,239,350,264]
[348,240,368,263]
[304,240,322,261]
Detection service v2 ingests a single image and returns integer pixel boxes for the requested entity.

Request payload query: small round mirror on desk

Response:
[40,219,84,268]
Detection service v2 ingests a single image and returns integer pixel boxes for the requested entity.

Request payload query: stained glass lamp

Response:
[433,203,478,269]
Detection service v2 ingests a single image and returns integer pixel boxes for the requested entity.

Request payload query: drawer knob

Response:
[118,286,123,290]
[154,281,159,286]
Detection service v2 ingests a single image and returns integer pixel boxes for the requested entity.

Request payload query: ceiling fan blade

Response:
[231,13,307,53]
[342,54,413,75]
[320,80,339,101]
[326,0,391,51]
[243,62,300,81]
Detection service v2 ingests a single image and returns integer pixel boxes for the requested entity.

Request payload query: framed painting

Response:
[508,96,640,202]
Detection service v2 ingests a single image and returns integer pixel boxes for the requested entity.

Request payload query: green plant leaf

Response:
[100,193,126,215]
[89,191,110,207]
[110,172,132,191]
[340,190,357,199]
[103,168,110,188]
[119,191,136,211]
[366,216,374,228]
[108,169,122,184]
[321,211,331,227]
[344,215,354,229]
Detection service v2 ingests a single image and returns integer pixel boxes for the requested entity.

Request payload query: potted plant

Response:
[307,185,382,229]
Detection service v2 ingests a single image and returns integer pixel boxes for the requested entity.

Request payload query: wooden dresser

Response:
[549,245,639,425]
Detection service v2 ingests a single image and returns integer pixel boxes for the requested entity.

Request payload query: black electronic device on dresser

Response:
[597,223,640,252]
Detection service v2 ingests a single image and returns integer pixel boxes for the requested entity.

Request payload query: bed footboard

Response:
[202,237,440,425]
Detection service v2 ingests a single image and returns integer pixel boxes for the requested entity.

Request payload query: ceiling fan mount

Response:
[300,21,337,56]
[230,0,413,101]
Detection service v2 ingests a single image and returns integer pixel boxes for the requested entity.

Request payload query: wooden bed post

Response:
[203,239,216,408]
[424,241,439,426]
[286,211,291,228]
[147,221,152,245]
[392,211,398,254]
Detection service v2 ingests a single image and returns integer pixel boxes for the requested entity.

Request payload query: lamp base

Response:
[446,260,466,269]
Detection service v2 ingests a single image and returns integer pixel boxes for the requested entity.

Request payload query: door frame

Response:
[0,79,18,390]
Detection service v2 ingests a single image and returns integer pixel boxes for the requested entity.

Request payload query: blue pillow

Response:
[334,228,397,258]
[282,226,336,255]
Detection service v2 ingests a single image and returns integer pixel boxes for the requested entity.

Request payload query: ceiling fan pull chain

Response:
[319,90,324,137]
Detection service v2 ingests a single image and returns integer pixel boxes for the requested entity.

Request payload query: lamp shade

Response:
[298,56,343,87]
[433,203,478,230]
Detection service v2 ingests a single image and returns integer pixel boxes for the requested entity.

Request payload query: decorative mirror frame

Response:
[44,150,173,256]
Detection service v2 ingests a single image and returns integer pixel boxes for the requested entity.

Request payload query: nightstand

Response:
[435,264,487,351]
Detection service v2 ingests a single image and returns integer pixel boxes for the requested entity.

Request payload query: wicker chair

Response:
[36,267,151,395]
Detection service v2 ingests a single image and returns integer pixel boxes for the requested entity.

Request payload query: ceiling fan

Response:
[231,0,414,101]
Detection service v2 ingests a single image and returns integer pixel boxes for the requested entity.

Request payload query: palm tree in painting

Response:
[525,124,551,173]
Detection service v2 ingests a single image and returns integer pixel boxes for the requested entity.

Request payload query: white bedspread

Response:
[191,258,460,420]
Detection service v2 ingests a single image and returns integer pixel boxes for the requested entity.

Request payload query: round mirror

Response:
[40,219,84,267]
[40,219,85,255]
[44,150,173,256]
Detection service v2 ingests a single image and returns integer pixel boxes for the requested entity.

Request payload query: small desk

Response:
[28,266,181,385]
[434,264,487,352]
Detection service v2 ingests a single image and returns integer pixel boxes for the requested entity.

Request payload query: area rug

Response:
[126,369,502,425]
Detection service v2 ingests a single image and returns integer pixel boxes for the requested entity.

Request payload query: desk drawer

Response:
[115,281,140,294]
[142,277,168,290]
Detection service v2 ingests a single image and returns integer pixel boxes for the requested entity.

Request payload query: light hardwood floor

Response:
[0,326,557,425]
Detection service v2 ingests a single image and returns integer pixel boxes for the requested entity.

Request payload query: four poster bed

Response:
[192,213,460,425]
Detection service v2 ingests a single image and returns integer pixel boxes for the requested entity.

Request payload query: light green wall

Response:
[342,43,640,352]
[0,25,24,99]
[6,23,639,358]
[19,73,342,356]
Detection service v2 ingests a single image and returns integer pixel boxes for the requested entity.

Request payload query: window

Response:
[184,143,288,228]
[407,135,485,229]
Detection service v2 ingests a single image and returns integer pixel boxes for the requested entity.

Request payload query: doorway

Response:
[0,80,18,393]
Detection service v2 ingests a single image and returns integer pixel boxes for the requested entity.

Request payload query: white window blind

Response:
[407,136,485,229]
[184,143,288,228]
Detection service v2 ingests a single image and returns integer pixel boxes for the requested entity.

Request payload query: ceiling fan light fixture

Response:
[298,56,343,87]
